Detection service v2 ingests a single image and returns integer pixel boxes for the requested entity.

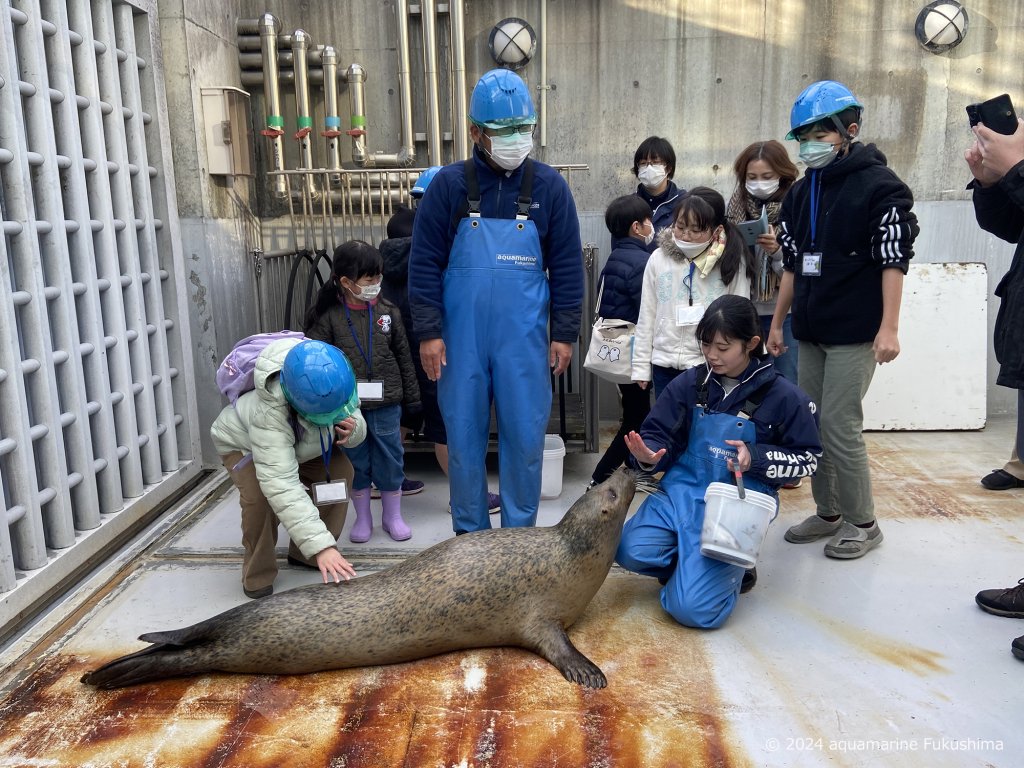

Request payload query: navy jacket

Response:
[777,143,919,345]
[409,149,584,343]
[636,180,684,252]
[635,359,822,488]
[972,158,1024,389]
[597,236,650,324]
[380,235,419,348]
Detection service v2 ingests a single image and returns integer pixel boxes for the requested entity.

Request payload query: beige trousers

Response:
[221,450,354,592]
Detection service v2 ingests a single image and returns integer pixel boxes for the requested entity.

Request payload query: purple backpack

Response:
[216,331,306,405]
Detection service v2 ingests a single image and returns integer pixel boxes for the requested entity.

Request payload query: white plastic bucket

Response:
[700,482,777,568]
[540,434,566,499]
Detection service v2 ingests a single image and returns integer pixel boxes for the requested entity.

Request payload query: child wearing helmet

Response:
[210,338,366,599]
[767,80,919,560]
[305,240,421,544]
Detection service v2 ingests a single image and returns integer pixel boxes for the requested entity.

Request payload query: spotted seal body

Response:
[81,469,637,690]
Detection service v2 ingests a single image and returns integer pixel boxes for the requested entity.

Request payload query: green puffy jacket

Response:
[210,338,367,559]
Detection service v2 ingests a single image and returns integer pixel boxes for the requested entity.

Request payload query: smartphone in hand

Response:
[966,93,1018,135]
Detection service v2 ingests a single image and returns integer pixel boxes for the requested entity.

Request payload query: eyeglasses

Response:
[486,124,536,138]
[672,221,711,238]
[637,159,663,168]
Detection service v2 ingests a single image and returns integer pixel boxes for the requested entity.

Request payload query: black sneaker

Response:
[980,469,1024,490]
[976,578,1024,618]
[741,567,757,594]
[243,585,273,599]
[1013,635,1024,661]
[287,555,318,570]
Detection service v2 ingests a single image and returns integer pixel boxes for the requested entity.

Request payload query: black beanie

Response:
[386,205,416,239]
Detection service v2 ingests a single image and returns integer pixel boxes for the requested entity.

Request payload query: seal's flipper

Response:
[531,623,607,689]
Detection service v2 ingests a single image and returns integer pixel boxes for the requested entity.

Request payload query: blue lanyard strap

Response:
[682,260,696,306]
[319,426,334,483]
[344,302,374,378]
[808,170,822,250]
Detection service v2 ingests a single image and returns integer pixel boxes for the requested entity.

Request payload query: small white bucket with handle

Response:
[700,482,778,568]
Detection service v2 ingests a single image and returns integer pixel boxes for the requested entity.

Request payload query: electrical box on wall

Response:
[200,86,253,176]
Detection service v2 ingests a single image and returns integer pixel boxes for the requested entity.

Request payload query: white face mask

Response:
[487,133,533,171]
[643,226,655,247]
[344,279,381,301]
[638,163,668,190]
[745,179,780,199]
[672,236,712,258]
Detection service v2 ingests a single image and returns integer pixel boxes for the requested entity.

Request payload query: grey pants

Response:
[798,341,878,526]
[1003,389,1024,481]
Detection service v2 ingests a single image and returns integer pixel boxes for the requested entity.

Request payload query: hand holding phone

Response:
[966,93,1018,135]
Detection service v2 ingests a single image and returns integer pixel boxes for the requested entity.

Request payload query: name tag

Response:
[357,381,384,401]
[313,480,348,506]
[802,252,823,276]
[676,302,706,326]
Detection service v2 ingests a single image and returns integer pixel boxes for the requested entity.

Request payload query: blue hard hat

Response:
[280,340,358,426]
[469,68,537,129]
[787,80,863,140]
[411,166,443,198]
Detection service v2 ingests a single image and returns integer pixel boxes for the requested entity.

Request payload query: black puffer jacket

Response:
[777,142,919,345]
[972,158,1024,389]
[597,236,649,324]
[307,296,421,410]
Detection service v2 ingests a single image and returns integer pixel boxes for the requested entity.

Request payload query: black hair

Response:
[794,106,862,139]
[670,186,755,286]
[632,136,676,179]
[303,240,383,331]
[386,205,416,239]
[695,294,766,359]
[604,195,654,239]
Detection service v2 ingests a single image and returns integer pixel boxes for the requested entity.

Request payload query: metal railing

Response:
[0,0,199,602]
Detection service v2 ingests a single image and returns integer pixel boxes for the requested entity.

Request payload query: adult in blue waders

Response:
[409,69,584,534]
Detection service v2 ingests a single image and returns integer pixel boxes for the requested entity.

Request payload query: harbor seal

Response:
[81,468,637,690]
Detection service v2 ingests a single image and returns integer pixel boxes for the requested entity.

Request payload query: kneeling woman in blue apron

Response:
[617,294,822,628]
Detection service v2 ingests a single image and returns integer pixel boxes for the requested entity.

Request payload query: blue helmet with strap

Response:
[280,340,358,426]
[411,166,443,198]
[787,80,863,140]
[469,68,537,129]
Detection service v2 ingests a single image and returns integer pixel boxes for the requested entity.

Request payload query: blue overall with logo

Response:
[616,405,775,628]
[439,160,550,533]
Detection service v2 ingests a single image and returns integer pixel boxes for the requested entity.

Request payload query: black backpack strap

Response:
[515,159,535,220]
[738,379,775,420]
[464,157,481,216]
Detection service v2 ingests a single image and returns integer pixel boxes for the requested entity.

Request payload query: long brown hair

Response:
[731,140,799,209]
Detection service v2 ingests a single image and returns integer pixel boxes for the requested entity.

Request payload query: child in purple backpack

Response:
[305,240,421,543]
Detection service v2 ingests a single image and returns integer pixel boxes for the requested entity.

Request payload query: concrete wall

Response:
[159,0,1023,461]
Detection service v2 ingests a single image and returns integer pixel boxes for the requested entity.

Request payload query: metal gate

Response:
[0,0,199,615]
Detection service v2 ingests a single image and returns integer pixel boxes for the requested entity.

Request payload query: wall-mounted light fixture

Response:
[488,18,536,70]
[915,1,969,54]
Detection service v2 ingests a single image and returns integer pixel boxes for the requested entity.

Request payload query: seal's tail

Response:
[80,624,214,689]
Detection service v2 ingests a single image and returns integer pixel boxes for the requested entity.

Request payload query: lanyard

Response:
[808,170,823,250]
[684,260,696,306]
[344,301,374,378]
[318,426,334,482]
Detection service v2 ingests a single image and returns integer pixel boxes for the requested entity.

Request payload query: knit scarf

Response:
[656,226,727,278]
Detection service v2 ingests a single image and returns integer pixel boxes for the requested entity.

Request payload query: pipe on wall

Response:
[449,0,469,160]
[321,45,343,182]
[349,0,416,168]
[257,14,287,198]
[420,0,443,165]
[539,0,549,148]
[291,29,318,199]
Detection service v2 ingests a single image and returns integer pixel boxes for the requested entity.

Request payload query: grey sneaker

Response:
[784,514,842,543]
[824,521,883,559]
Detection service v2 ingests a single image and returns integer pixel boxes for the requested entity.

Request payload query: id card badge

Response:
[802,252,823,277]
[312,479,348,506]
[676,302,706,326]
[357,380,384,401]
